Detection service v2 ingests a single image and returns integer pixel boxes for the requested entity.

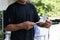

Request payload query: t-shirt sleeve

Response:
[4,6,14,28]
[33,7,40,22]
[30,4,40,22]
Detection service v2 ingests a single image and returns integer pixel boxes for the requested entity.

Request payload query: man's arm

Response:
[5,23,23,31]
[5,21,35,31]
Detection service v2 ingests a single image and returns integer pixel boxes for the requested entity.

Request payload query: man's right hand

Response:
[18,21,36,30]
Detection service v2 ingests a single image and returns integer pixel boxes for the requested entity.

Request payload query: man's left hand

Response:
[37,18,52,28]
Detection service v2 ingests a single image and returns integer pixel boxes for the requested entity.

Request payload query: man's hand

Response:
[37,18,52,28]
[43,19,52,28]
[21,21,36,30]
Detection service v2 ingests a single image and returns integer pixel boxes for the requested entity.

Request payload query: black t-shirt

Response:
[4,2,40,40]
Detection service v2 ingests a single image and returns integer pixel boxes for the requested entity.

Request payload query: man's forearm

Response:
[5,23,24,31]
[5,21,36,31]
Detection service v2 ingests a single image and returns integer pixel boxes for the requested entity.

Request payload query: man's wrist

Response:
[16,23,24,29]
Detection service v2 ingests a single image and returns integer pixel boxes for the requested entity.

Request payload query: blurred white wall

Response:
[0,0,8,11]
[0,0,16,11]
[0,0,31,11]
[8,0,16,5]
[49,24,60,40]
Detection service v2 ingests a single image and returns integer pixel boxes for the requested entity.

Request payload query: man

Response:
[4,0,52,40]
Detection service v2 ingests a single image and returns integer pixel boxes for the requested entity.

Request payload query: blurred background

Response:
[0,0,60,40]
[0,11,2,40]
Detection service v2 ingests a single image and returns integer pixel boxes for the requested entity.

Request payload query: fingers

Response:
[22,21,35,30]
[46,18,52,24]
[27,22,35,30]
[27,26,33,30]
[44,19,52,28]
[30,22,36,26]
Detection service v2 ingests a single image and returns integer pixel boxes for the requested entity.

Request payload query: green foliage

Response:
[32,0,60,18]
[0,31,2,39]
[0,11,2,39]
[32,0,54,16]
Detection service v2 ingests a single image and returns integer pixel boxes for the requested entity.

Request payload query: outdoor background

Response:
[0,0,60,40]
[0,11,2,40]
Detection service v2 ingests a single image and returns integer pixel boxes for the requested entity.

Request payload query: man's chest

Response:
[13,6,35,23]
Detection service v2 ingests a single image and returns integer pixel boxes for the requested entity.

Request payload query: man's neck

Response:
[18,1,26,5]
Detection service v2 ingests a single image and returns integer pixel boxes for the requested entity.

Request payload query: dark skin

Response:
[5,0,52,31]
